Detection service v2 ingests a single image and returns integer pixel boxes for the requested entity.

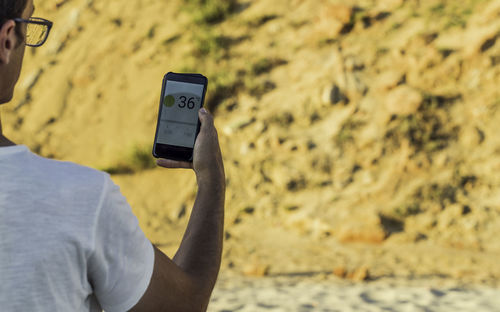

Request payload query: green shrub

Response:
[251,58,288,76]
[185,0,238,25]
[205,71,241,111]
[192,31,231,58]
[101,145,155,175]
[335,119,364,149]
[394,203,422,218]
[385,94,461,153]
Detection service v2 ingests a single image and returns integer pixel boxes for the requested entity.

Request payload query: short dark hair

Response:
[0,0,29,40]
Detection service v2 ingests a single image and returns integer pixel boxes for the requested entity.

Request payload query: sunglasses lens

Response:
[26,23,48,46]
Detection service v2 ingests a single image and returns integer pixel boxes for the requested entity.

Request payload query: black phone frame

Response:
[152,72,208,162]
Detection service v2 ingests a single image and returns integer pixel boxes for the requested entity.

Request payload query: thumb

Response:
[198,107,214,128]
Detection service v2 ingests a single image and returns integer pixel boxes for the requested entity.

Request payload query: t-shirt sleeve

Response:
[88,174,155,312]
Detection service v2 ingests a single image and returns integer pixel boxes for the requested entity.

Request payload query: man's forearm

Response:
[172,174,225,298]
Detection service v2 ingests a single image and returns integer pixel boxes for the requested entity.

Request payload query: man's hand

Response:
[156,108,225,184]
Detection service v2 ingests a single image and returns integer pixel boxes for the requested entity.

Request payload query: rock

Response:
[463,24,500,57]
[326,4,355,25]
[459,125,485,148]
[438,204,466,231]
[310,218,333,239]
[333,266,347,278]
[434,31,464,52]
[333,265,370,281]
[316,4,355,37]
[345,72,368,98]
[242,262,270,277]
[348,266,370,281]
[436,23,500,58]
[385,85,423,116]
[337,213,387,244]
[375,71,405,91]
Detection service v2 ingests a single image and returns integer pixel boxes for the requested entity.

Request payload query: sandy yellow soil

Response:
[3,0,500,286]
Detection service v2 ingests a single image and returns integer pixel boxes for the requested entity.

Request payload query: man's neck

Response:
[0,116,15,147]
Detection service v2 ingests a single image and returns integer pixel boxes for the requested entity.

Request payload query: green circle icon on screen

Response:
[164,95,175,107]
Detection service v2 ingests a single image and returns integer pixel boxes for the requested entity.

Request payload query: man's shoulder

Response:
[29,152,110,193]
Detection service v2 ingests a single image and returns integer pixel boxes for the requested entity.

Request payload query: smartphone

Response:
[153,72,208,162]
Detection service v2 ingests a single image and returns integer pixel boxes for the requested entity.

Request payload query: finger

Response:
[157,158,193,169]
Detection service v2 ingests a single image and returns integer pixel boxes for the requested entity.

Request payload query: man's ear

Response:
[0,20,18,65]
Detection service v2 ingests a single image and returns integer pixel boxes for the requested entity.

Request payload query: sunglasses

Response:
[13,17,53,47]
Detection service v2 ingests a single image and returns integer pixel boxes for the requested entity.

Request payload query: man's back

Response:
[1,2,226,308]
[0,145,154,311]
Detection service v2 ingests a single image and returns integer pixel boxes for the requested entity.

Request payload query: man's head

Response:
[0,0,33,104]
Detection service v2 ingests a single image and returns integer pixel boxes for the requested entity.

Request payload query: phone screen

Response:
[156,80,204,148]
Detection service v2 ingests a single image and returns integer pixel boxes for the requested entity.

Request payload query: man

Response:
[0,0,226,311]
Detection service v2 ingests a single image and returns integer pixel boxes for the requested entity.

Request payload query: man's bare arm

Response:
[172,172,225,310]
[130,108,225,312]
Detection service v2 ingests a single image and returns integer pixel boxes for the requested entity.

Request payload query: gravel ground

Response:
[208,274,500,312]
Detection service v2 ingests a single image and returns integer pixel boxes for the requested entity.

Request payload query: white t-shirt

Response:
[0,145,155,312]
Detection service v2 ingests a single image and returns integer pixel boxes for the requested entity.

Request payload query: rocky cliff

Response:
[4,0,500,284]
